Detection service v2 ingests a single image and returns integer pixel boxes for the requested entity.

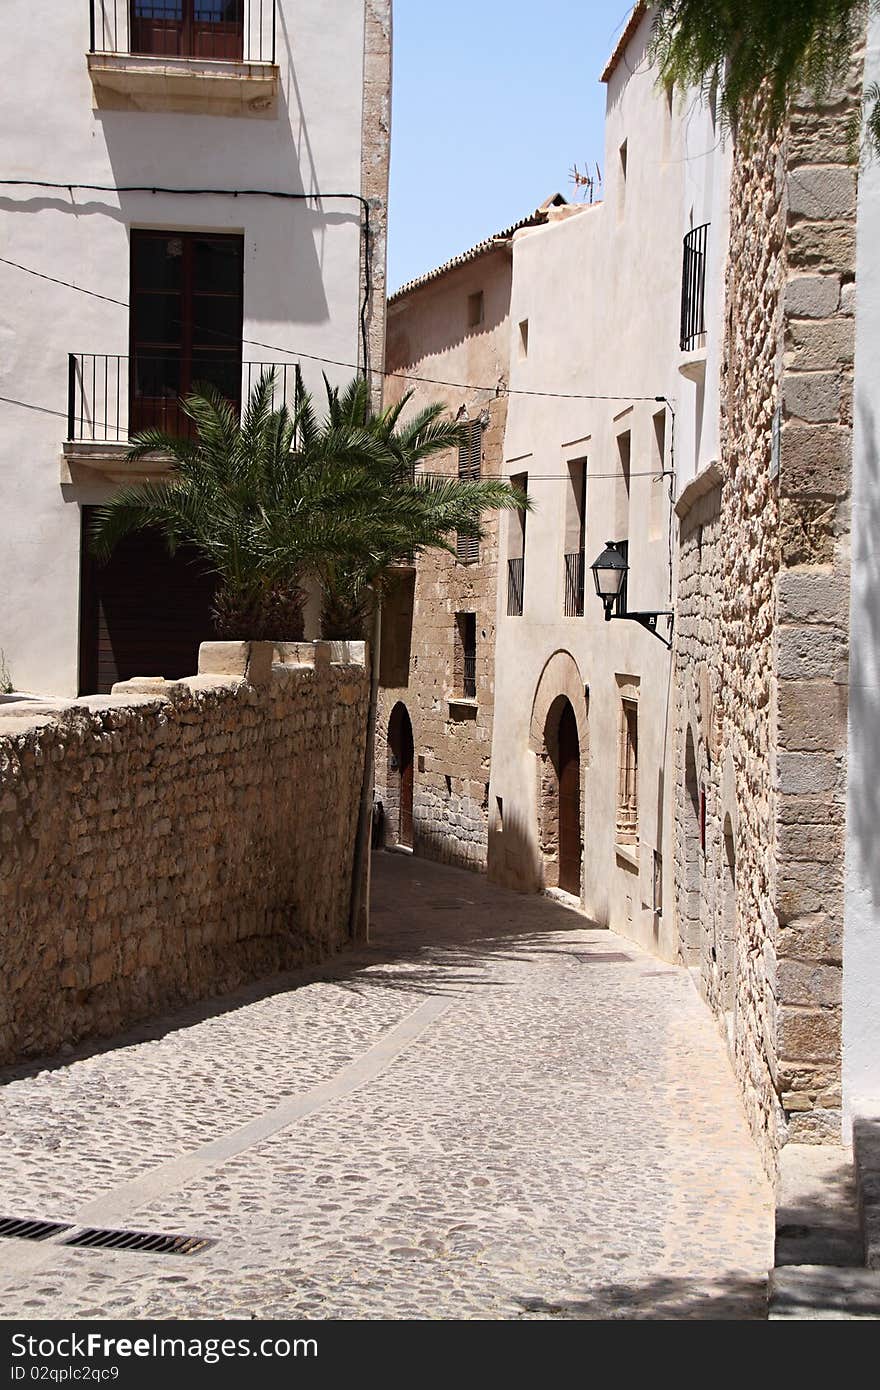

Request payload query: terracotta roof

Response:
[388,195,568,304]
[600,2,648,83]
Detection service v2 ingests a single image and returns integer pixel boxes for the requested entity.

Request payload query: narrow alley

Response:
[0,855,772,1320]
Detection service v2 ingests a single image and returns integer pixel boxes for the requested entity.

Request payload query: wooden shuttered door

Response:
[456,418,482,564]
[79,509,218,695]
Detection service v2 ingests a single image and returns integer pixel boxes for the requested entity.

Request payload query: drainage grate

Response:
[64,1227,213,1257]
[0,1216,73,1242]
[569,951,633,964]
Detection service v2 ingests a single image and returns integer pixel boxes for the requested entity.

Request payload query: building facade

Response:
[0,0,391,698]
[374,202,562,870]
[674,11,880,1164]
[487,7,729,965]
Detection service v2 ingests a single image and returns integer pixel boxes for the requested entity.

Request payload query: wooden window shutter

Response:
[458,419,482,480]
[456,419,482,563]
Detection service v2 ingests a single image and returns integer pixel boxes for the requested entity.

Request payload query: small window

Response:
[496,795,504,827]
[518,319,529,359]
[507,472,527,616]
[617,698,638,844]
[467,291,484,328]
[614,430,632,541]
[454,613,477,699]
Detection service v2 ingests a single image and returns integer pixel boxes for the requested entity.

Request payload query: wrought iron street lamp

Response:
[590,540,674,648]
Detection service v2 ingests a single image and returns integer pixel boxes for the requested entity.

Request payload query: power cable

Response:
[0,179,373,380]
[0,253,672,407]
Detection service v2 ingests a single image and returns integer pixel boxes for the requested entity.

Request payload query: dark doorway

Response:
[130,2,244,61]
[130,230,243,437]
[557,701,582,894]
[388,703,414,849]
[79,511,218,695]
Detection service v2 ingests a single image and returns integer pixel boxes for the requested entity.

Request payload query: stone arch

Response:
[386,701,414,849]
[529,650,589,760]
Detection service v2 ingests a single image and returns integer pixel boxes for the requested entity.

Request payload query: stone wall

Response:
[674,60,861,1169]
[375,393,504,870]
[375,245,515,872]
[361,0,392,407]
[0,641,368,1065]
[774,66,860,1145]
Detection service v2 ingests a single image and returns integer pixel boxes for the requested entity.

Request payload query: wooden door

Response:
[557,702,581,895]
[398,713,414,848]
[130,2,244,61]
[79,511,218,695]
[130,230,243,438]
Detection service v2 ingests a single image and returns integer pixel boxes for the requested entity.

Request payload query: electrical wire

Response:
[0,252,672,407]
[0,179,373,380]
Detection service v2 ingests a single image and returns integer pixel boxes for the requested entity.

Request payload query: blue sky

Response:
[387,0,634,291]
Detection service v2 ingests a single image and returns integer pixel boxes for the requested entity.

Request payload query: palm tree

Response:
[89,371,404,639]
[90,368,529,941]
[91,371,528,642]
[315,375,524,637]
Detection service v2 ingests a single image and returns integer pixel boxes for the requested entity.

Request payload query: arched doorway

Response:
[557,702,582,894]
[539,695,582,896]
[387,702,414,849]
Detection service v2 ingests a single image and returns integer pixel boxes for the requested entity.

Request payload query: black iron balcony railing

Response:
[680,222,709,352]
[507,556,524,617]
[67,354,300,442]
[462,655,477,700]
[89,1,276,64]
[564,551,585,617]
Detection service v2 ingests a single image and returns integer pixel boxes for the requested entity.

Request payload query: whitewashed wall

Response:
[0,0,378,695]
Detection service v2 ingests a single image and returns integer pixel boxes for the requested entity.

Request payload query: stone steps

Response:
[769,1114,880,1318]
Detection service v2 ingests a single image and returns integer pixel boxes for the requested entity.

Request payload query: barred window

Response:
[617,698,638,843]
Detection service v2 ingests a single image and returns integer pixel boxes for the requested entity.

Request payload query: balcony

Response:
[679,222,709,378]
[507,556,524,617]
[87,1,279,116]
[563,551,585,617]
[63,353,300,481]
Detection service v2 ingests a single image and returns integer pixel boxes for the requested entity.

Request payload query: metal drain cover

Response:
[569,951,633,964]
[64,1227,213,1257]
[0,1216,72,1242]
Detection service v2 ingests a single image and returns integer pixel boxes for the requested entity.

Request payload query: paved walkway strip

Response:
[0,996,449,1280]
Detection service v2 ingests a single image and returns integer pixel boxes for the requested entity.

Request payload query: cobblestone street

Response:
[0,853,772,1320]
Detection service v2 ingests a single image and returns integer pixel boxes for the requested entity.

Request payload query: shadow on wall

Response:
[487,798,542,895]
[849,400,880,917]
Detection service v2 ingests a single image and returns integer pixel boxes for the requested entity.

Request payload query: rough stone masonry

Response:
[0,640,369,1065]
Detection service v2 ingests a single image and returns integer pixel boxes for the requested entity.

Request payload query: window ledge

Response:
[61,440,173,486]
[87,52,279,117]
[615,842,639,870]
[447,696,478,710]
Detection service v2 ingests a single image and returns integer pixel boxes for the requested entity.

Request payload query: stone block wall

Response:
[774,70,860,1145]
[674,60,861,1170]
[0,641,368,1065]
[376,394,507,873]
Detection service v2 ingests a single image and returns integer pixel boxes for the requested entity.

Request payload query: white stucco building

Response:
[843,7,880,1130]
[487,5,730,957]
[0,0,390,696]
